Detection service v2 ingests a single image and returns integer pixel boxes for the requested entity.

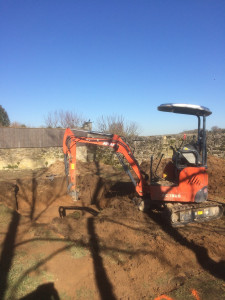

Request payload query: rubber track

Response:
[165,201,224,227]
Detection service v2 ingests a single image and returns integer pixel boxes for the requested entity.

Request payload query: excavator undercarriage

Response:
[138,199,224,227]
[166,201,224,227]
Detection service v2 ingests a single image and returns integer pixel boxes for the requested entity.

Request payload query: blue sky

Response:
[1,0,225,135]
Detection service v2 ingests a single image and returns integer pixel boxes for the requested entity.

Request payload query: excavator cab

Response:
[158,103,211,169]
[158,103,212,177]
[150,104,211,185]
[149,104,211,199]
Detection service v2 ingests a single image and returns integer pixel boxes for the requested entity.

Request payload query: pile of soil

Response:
[208,156,225,201]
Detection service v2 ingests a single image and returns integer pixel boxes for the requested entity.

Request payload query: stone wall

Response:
[207,131,225,158]
[88,131,225,166]
[0,131,224,170]
[0,145,87,170]
[0,127,88,170]
[131,132,225,163]
[134,132,225,162]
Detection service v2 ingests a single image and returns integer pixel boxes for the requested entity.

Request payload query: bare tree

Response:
[44,111,59,128]
[44,110,85,128]
[58,110,84,128]
[211,126,221,132]
[125,121,140,137]
[96,115,139,137]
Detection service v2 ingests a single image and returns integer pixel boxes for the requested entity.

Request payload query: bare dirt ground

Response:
[0,156,225,300]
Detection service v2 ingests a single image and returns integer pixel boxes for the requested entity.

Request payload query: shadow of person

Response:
[19,282,60,300]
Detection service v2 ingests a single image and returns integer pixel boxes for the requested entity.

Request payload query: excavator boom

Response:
[63,128,148,199]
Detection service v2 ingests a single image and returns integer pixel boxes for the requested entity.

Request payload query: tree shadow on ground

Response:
[0,170,67,300]
[0,210,20,300]
[88,217,117,300]
[91,161,105,210]
[145,210,225,281]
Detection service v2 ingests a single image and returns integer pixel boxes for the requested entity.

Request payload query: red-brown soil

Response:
[0,156,225,299]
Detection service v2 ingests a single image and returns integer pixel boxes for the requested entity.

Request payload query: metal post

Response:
[150,155,153,183]
[197,116,201,146]
[202,115,206,166]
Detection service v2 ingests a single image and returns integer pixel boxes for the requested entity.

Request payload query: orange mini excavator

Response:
[63,103,223,226]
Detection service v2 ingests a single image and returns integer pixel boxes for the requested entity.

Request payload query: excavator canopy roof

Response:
[158,103,212,117]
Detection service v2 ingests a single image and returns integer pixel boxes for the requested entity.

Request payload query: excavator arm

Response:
[63,128,148,200]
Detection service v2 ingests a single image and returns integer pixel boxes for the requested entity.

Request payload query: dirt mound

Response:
[207,156,225,202]
[45,160,65,175]
[140,157,174,182]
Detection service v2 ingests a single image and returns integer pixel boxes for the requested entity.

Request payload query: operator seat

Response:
[172,143,201,170]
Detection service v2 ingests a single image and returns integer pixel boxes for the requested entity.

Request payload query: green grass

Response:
[102,248,128,265]
[155,271,172,287]
[168,273,225,300]
[76,286,94,300]
[3,163,19,169]
[29,223,59,239]
[0,203,78,299]
[67,241,88,259]
[0,204,56,300]
[5,251,54,299]
[59,291,72,300]
[67,211,81,219]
